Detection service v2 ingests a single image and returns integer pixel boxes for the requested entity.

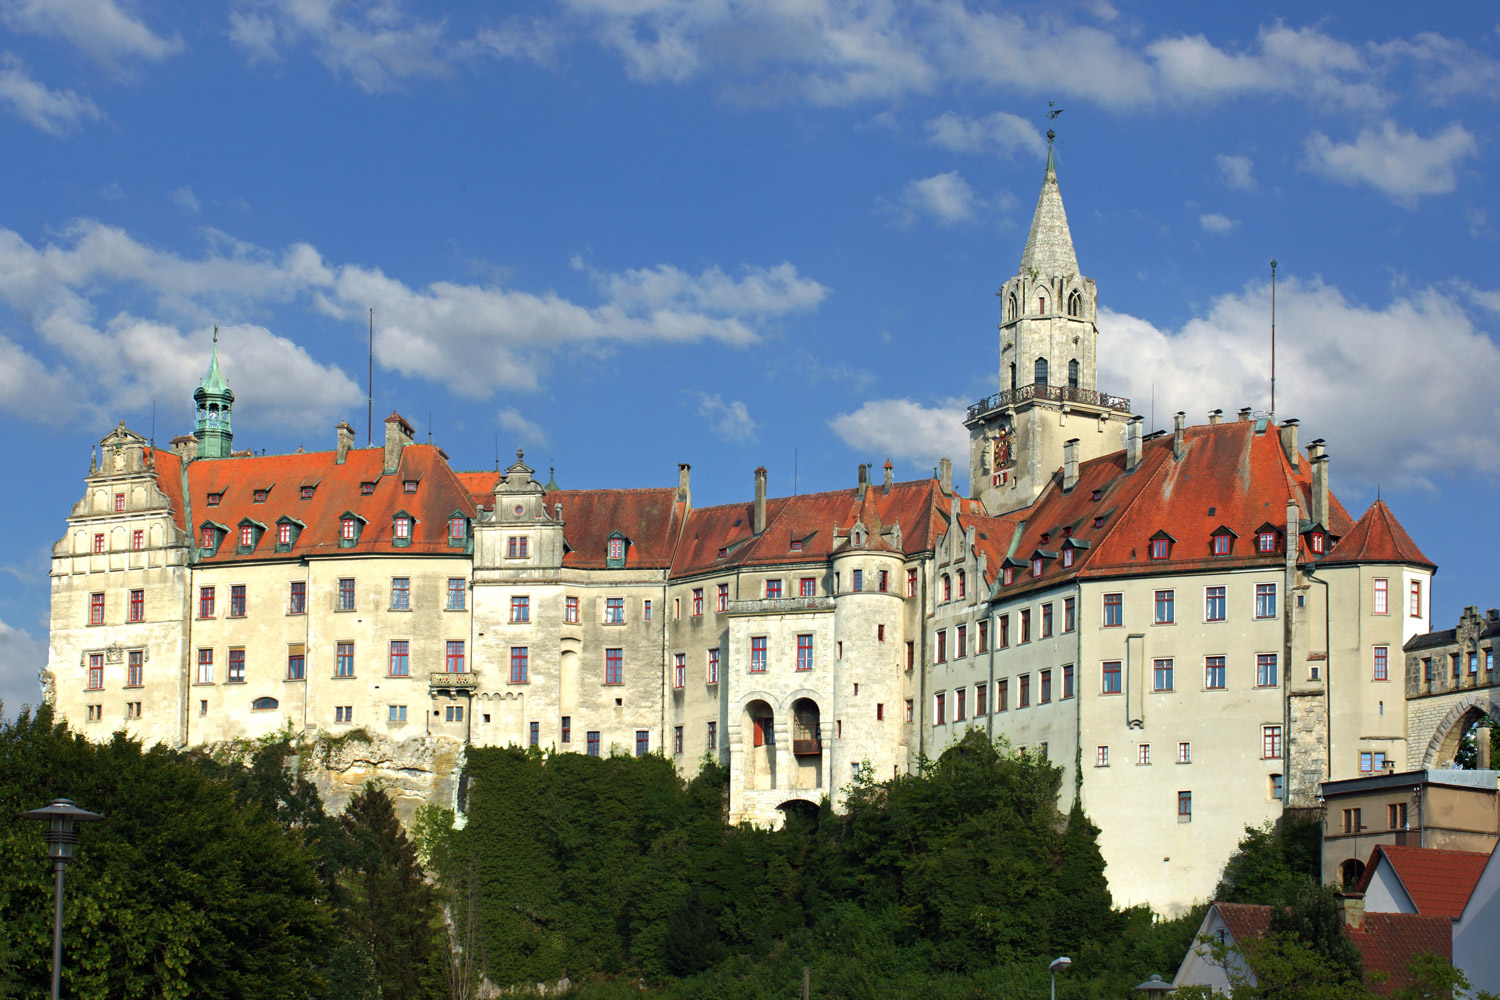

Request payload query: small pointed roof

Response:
[195,332,233,401]
[1019,142,1080,276]
[1323,498,1435,569]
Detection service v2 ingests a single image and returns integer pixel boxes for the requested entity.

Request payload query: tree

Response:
[1215,815,1323,905]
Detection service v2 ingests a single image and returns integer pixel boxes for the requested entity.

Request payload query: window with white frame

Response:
[1095,746,1110,767]
[1178,742,1191,764]
[1373,578,1389,615]
[1263,725,1282,758]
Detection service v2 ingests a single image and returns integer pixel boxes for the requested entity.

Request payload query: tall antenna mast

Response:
[368,308,374,446]
[1269,259,1278,420]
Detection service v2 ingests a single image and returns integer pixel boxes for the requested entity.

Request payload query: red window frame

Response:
[229,584,246,618]
[565,596,579,623]
[445,641,465,674]
[336,642,355,677]
[1102,660,1122,694]
[749,637,767,673]
[1373,578,1389,615]
[114,493,125,512]
[692,588,703,616]
[289,581,306,615]
[800,577,816,597]
[1212,533,1231,556]
[605,647,624,684]
[765,579,782,599]
[449,517,466,541]
[1149,538,1169,560]
[956,624,967,658]
[907,568,918,597]
[708,647,720,683]
[87,653,103,690]
[239,525,253,548]
[394,517,410,540]
[279,522,293,544]
[341,518,357,540]
[127,650,143,687]
[935,629,946,663]
[1263,725,1283,759]
[510,595,529,623]
[796,634,813,671]
[198,586,215,619]
[674,653,686,688]
[717,583,729,611]
[511,647,529,683]
[131,529,144,550]
[93,533,105,554]
[1373,646,1388,681]
[90,592,105,625]
[389,641,410,676]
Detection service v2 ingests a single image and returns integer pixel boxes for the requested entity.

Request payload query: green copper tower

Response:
[193,327,234,459]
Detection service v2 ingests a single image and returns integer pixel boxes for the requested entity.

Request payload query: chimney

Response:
[1173,412,1186,460]
[1308,437,1326,461]
[1208,408,1223,425]
[753,466,767,535]
[1279,418,1300,472]
[170,434,198,462]
[1337,893,1366,931]
[883,459,893,493]
[383,411,414,474]
[1238,407,1253,423]
[1311,454,1330,528]
[1126,416,1144,472]
[1479,725,1493,770]
[1063,438,1080,491]
[938,457,953,495]
[857,463,869,501]
[336,421,355,464]
[677,464,691,504]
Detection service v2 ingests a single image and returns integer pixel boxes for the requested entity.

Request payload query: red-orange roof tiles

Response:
[1324,499,1435,570]
[148,448,187,532]
[1356,844,1488,919]
[545,489,684,569]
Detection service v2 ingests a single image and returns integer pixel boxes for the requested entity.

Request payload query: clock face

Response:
[514,505,524,516]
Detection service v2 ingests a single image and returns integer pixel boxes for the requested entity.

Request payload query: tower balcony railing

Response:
[429,671,478,690]
[966,383,1132,423]
[724,596,835,616]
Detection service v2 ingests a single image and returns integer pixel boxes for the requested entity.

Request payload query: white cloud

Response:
[829,397,968,471]
[687,391,756,442]
[1097,275,1500,491]
[171,185,200,214]
[1217,153,1255,191]
[1147,23,1382,111]
[1304,120,1478,206]
[0,53,102,134]
[900,171,981,226]
[0,616,47,718]
[498,407,547,445]
[1198,213,1235,234]
[227,0,454,90]
[1,0,182,70]
[1375,33,1500,103]
[925,110,1044,159]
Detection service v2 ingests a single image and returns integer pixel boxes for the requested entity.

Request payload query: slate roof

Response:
[1323,498,1435,570]
[1356,844,1489,919]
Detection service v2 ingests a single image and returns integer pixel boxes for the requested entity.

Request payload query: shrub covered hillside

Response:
[438,730,1200,999]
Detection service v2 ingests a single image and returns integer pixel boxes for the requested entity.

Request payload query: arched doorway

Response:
[1425,697,1500,769]
[1339,858,1365,888]
[790,697,823,790]
[744,699,777,791]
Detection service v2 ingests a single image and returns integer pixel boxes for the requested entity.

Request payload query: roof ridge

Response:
[1076,437,1172,578]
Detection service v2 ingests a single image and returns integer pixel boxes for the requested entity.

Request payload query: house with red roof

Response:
[1357,843,1490,918]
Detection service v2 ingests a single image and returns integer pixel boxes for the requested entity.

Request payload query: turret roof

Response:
[195,340,233,400]
[1019,143,1079,276]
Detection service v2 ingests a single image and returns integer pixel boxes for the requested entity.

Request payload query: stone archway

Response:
[1424,694,1500,768]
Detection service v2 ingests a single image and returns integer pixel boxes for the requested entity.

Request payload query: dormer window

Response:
[1212,535,1230,556]
[448,516,468,547]
[253,489,268,503]
[1091,489,1102,502]
[1211,526,1237,557]
[240,525,254,548]
[1149,531,1174,561]
[1062,548,1075,568]
[201,526,216,549]
[790,539,803,552]
[1257,528,1279,553]
[1031,557,1043,577]
[275,517,302,552]
[339,512,366,548]
[1003,566,1015,586]
[393,513,413,548]
[607,536,626,567]
[300,486,315,500]
[1309,531,1325,555]
[361,482,375,495]
[404,480,418,494]
[717,548,727,559]
[279,523,292,545]
[1094,516,1104,529]
[1039,532,1050,544]
[207,492,222,507]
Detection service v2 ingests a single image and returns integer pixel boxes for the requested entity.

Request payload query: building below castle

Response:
[46,149,1438,915]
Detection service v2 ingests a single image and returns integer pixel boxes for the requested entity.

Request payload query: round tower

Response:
[192,329,234,459]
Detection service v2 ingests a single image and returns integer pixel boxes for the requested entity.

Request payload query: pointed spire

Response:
[1019,134,1079,276]
[545,465,559,491]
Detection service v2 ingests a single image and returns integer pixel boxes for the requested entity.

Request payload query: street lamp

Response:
[1134,973,1173,998]
[20,798,104,1000]
[1050,955,1072,1000]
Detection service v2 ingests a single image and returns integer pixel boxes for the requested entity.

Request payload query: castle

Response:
[46,150,1436,915]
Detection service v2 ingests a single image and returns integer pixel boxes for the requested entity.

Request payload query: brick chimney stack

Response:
[1279,418,1300,471]
[336,421,355,464]
[1063,438,1080,491]
[1208,408,1223,425]
[677,464,691,505]
[383,411,414,474]
[1173,412,1186,460]
[939,457,952,495]
[883,459,893,493]
[753,466,767,534]
[1126,416,1144,472]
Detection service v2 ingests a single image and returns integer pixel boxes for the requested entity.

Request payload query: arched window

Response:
[1007,292,1017,321]
[1009,363,1017,392]
[942,575,952,602]
[252,696,278,711]
[1037,295,1047,314]
[1034,356,1049,386]
[1067,290,1082,317]
[1068,359,1079,388]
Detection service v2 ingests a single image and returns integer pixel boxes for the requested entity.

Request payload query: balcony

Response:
[429,671,477,690]
[966,383,1132,423]
[724,596,835,616]
[792,739,821,756]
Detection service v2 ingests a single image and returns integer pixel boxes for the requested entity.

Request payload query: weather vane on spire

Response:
[1046,100,1064,144]
[212,324,219,345]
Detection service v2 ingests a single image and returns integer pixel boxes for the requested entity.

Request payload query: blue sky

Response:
[2,1,1497,713]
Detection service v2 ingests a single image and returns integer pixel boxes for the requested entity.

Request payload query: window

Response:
[1040,669,1051,704]
[1388,803,1408,829]
[1102,661,1121,694]
[1263,725,1282,758]
[906,640,914,670]
[1488,649,1495,673]
[1343,808,1361,833]
[565,596,579,623]
[389,705,407,723]
[198,586,215,619]
[1062,664,1074,699]
[1205,586,1226,622]
[341,517,359,541]
[708,647,720,684]
[1063,597,1075,633]
[113,492,125,512]
[1018,675,1030,708]
[199,527,215,550]
[387,640,408,676]
[879,570,889,593]
[907,568,918,597]
[998,615,1010,648]
[852,570,863,592]
[1410,580,1423,618]
[446,706,465,723]
[446,641,465,673]
[239,524,254,549]
[1096,746,1110,767]
[942,575,952,602]
[1138,744,1151,765]
[131,529,143,550]
[87,653,103,689]
[1452,653,1461,679]
[934,691,946,724]
[1003,566,1015,586]
[1031,557,1043,577]
[750,636,767,673]
[975,682,988,717]
[906,699,915,722]
[688,588,702,616]
[511,647,529,683]
[1103,593,1122,627]
[587,732,601,757]
[336,642,355,677]
[1206,656,1226,689]
[1154,590,1175,624]
[957,570,966,598]
[393,515,413,543]
[510,595,530,623]
[127,650,143,687]
[1471,651,1481,675]
[635,731,650,757]
[877,702,885,721]
[287,646,305,680]
[289,580,306,614]
[672,725,683,755]
[977,620,989,653]
[935,629,947,663]
[1257,530,1277,553]
[506,536,528,558]
[955,624,967,658]
[279,522,294,545]
[1149,537,1170,560]
[1373,578,1389,615]
[447,578,466,611]
[1153,658,1174,692]
[706,721,717,750]
[337,578,355,611]
[605,597,624,624]
[404,480,418,494]
[997,680,1008,712]
[228,584,246,618]
[1256,654,1278,688]
[196,649,212,684]
[956,688,967,721]
[1361,752,1388,774]
[561,716,571,743]
[300,486,314,500]
[1424,658,1433,683]
[1041,604,1053,637]
[717,583,729,611]
[335,706,354,723]
[605,648,624,684]
[1178,791,1192,821]
[88,591,106,626]
[797,634,813,671]
[360,482,375,496]
[1178,742,1191,764]
[608,537,626,562]
[1212,533,1231,556]
[1373,646,1388,681]
[766,579,782,599]
[1019,609,1031,643]
[1062,547,1075,568]
[449,517,467,544]
[1255,583,1277,619]
[672,653,686,689]
[228,649,245,683]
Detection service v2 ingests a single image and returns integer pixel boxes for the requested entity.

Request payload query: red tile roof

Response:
[147,448,187,532]
[545,489,684,569]
[1323,499,1435,570]
[1356,845,1488,918]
